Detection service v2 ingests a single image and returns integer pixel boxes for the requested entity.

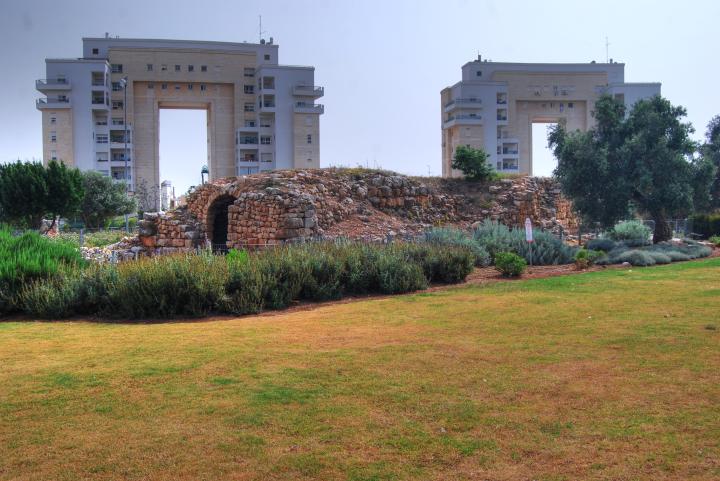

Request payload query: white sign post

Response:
[525,218,533,267]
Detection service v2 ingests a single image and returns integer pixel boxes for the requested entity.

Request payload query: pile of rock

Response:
[122,168,579,257]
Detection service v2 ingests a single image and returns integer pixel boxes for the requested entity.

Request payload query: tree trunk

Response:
[653,215,673,243]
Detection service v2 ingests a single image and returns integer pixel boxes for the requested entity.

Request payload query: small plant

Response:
[226,248,249,265]
[709,236,720,247]
[494,252,527,277]
[574,249,603,269]
[451,145,497,182]
[609,221,651,247]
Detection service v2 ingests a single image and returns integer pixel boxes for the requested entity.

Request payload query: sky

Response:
[1,0,718,193]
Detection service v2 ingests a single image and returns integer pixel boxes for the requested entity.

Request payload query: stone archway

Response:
[206,194,236,252]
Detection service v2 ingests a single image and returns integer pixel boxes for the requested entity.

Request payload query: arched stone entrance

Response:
[206,194,236,253]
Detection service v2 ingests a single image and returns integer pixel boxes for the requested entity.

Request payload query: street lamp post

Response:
[201,164,209,185]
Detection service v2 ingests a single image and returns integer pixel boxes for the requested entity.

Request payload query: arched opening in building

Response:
[206,195,235,253]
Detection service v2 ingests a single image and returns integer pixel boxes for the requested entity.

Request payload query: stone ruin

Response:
[135,169,578,255]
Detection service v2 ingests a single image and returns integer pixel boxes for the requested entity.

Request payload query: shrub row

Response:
[17,242,475,320]
[471,221,577,265]
[596,241,712,267]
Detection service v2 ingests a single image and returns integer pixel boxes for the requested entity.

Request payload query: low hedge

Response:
[18,241,475,320]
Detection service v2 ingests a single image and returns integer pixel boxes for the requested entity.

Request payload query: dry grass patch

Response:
[1,259,719,480]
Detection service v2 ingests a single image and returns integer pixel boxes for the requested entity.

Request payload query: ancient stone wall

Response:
[137,169,579,253]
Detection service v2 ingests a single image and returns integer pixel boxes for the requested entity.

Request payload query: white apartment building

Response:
[441,57,660,177]
[36,35,324,205]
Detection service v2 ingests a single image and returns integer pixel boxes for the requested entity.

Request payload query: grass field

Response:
[1,259,719,480]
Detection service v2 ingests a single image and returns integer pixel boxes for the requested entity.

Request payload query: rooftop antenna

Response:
[605,36,610,63]
[259,15,267,43]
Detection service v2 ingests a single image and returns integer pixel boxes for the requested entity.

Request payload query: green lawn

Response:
[1,259,719,480]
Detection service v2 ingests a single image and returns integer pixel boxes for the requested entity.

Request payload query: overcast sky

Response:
[1,0,718,193]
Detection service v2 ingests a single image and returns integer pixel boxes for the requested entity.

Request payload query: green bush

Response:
[0,229,85,313]
[107,253,229,318]
[646,251,672,264]
[376,254,428,294]
[615,250,656,266]
[663,250,691,262]
[301,245,345,301]
[585,238,616,252]
[472,220,576,265]
[708,236,720,247]
[689,213,720,239]
[609,221,651,247]
[574,249,603,269]
[494,252,527,277]
[425,227,491,267]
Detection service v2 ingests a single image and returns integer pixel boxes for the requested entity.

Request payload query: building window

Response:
[244,103,255,112]
[161,83,167,90]
[147,64,153,71]
[264,54,270,61]
[97,153,108,162]
[261,153,272,163]
[188,84,193,90]
[174,84,181,90]
[174,65,180,72]
[568,102,574,109]
[50,116,56,124]
[200,84,207,91]
[307,134,312,144]
[476,71,482,77]
[112,82,122,91]
[50,131,57,142]
[161,64,167,71]
[111,64,123,73]
[244,85,254,94]
[148,83,154,89]
[245,120,256,127]
[260,136,272,145]
[201,65,207,72]
[51,150,57,161]
[112,101,123,110]
[260,119,272,128]
[244,68,255,77]
[188,65,194,72]
[92,48,99,55]
[96,134,108,144]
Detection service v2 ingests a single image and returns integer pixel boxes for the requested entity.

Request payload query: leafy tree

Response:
[701,115,720,208]
[45,160,84,231]
[0,161,49,228]
[549,96,632,228]
[550,95,711,243]
[451,145,496,181]
[0,160,84,230]
[77,171,136,228]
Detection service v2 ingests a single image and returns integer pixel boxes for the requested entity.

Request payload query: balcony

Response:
[92,97,108,110]
[36,78,71,92]
[259,101,276,113]
[294,102,324,114]
[443,98,482,113]
[443,114,482,129]
[237,136,259,148]
[36,97,71,109]
[293,85,324,97]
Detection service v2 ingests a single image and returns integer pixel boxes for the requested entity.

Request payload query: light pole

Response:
[120,76,130,232]
[201,164,209,185]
